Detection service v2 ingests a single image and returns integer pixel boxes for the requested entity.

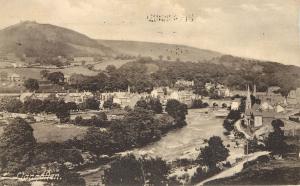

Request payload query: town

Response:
[1,54,300,185]
[0,3,300,185]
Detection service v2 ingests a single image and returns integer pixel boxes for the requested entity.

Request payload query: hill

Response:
[98,39,222,62]
[0,21,116,59]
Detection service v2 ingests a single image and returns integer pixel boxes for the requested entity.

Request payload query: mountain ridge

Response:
[0,21,298,71]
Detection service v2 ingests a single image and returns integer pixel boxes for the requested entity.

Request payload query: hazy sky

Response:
[0,0,300,66]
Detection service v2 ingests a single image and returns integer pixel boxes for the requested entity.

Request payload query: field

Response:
[31,122,88,143]
[0,121,88,143]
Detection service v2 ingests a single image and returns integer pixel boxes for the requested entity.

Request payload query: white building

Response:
[175,80,194,87]
[73,57,94,63]
[100,91,141,109]
[60,91,94,104]
[231,98,241,110]
[151,87,168,98]
[8,73,22,82]
[168,90,196,106]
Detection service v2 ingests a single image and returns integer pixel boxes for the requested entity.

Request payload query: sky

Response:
[0,0,300,66]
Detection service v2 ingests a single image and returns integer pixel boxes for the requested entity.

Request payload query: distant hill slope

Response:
[0,21,116,59]
[98,40,222,62]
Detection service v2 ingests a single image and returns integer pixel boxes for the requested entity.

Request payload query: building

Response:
[288,88,300,105]
[175,80,194,87]
[8,73,22,82]
[231,98,241,110]
[64,74,71,83]
[151,87,168,98]
[217,88,231,97]
[205,82,215,92]
[169,90,197,107]
[61,91,94,104]
[12,62,26,68]
[73,57,94,63]
[243,85,282,128]
[19,92,52,102]
[99,91,141,109]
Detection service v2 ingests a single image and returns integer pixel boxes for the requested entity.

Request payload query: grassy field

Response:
[0,121,88,143]
[31,121,88,143]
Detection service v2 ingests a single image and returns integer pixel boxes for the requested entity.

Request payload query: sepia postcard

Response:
[0,0,299,185]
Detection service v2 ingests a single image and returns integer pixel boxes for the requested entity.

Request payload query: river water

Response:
[83,108,225,184]
[131,108,225,161]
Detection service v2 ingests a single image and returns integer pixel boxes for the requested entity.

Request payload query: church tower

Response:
[246,84,252,111]
[253,84,257,97]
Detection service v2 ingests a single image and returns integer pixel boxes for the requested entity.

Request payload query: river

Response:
[131,108,225,161]
[83,108,225,185]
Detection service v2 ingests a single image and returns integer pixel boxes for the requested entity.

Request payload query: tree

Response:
[43,97,59,114]
[223,119,234,132]
[103,154,144,186]
[24,78,39,92]
[266,119,288,155]
[109,108,161,149]
[165,99,188,127]
[66,102,78,111]
[47,71,64,84]
[226,110,241,121]
[141,156,170,186]
[80,97,100,110]
[40,70,49,79]
[55,100,70,123]
[103,98,114,109]
[198,136,229,169]
[135,98,163,114]
[135,99,148,110]
[23,98,44,113]
[74,116,83,125]
[134,80,154,94]
[0,118,36,173]
[4,99,23,113]
[191,99,208,109]
[148,98,163,114]
[82,127,112,156]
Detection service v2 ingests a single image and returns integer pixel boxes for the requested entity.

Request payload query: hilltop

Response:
[0,21,116,58]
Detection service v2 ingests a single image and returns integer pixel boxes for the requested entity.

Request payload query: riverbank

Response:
[82,108,245,185]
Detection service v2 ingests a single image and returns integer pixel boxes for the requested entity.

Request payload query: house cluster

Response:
[0,91,94,104]
[205,82,231,97]
[243,85,287,128]
[151,87,199,107]
[98,86,199,109]
[99,90,144,109]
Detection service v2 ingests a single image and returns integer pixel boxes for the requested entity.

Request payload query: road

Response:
[198,151,270,185]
